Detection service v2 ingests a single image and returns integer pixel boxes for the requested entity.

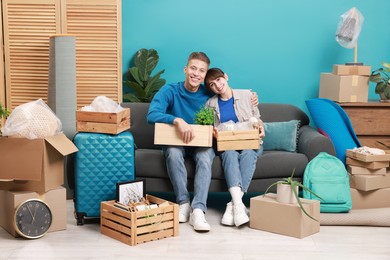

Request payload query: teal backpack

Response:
[302,152,352,213]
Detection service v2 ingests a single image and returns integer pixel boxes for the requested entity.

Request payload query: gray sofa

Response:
[120,102,336,193]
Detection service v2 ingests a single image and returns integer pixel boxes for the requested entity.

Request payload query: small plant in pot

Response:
[263,169,323,221]
[369,62,390,102]
[194,106,214,125]
[0,103,10,135]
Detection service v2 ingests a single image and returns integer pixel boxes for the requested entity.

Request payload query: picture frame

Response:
[116,179,145,205]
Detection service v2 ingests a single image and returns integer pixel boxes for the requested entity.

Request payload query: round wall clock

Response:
[14,199,52,239]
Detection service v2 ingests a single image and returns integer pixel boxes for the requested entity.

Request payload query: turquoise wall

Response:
[122,0,390,112]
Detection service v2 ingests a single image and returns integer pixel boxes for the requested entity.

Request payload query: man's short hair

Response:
[187,52,210,66]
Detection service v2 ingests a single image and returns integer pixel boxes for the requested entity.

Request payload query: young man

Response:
[147,52,214,232]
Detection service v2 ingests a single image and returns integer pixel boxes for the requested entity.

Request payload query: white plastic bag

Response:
[336,7,364,49]
[2,99,62,139]
[81,96,123,113]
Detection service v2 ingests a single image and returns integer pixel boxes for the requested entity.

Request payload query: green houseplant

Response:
[369,62,390,102]
[194,106,214,125]
[123,48,166,102]
[263,169,323,221]
[0,102,10,135]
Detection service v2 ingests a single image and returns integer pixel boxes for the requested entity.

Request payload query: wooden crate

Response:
[100,195,179,246]
[346,149,390,162]
[76,108,130,134]
[154,123,212,147]
[217,129,260,151]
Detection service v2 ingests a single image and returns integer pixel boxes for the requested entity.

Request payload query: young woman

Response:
[205,68,265,227]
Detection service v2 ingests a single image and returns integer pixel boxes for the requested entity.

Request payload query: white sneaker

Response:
[233,203,249,227]
[221,202,234,226]
[179,203,191,223]
[189,208,211,232]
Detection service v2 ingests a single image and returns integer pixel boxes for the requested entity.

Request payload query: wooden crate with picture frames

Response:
[100,195,179,246]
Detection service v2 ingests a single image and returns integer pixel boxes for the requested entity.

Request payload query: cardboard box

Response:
[349,173,390,191]
[216,130,260,151]
[100,194,179,246]
[350,188,390,209]
[346,157,389,170]
[0,133,78,193]
[249,193,320,239]
[347,165,387,176]
[76,108,130,134]
[154,123,212,147]
[346,149,390,162]
[319,73,369,102]
[332,64,371,76]
[0,186,67,237]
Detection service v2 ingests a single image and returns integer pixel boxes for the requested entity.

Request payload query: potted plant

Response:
[263,169,323,221]
[369,62,390,102]
[123,48,166,102]
[194,106,214,125]
[0,102,10,135]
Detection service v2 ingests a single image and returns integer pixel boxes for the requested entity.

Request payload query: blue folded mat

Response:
[306,98,361,165]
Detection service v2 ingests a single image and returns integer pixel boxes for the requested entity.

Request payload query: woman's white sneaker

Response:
[221,202,234,226]
[233,203,249,227]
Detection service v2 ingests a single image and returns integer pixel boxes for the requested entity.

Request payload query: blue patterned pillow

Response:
[263,120,300,152]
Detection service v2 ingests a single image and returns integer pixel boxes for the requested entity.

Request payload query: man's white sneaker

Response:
[179,203,191,223]
[221,202,234,226]
[233,203,249,227]
[189,208,211,232]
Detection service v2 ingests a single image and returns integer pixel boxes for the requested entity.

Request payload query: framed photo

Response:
[116,179,145,205]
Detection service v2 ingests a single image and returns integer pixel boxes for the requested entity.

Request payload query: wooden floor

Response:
[1,193,390,260]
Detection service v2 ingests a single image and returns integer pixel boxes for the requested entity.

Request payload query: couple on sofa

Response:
[147,52,265,232]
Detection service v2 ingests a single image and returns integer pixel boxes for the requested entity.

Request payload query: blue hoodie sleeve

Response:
[146,85,176,125]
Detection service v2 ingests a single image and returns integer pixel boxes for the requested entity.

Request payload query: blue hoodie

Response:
[147,81,212,125]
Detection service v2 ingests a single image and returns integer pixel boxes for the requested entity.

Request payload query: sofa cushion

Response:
[263,120,300,152]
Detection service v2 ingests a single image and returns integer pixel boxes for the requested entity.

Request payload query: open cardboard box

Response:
[0,133,78,193]
[0,186,67,237]
[346,149,390,162]
[154,122,212,147]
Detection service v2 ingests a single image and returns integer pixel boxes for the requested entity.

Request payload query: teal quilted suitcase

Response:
[74,131,135,225]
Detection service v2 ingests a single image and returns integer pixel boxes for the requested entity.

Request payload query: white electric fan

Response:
[335,7,364,65]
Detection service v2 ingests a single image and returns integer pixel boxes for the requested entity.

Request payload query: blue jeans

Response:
[164,146,215,212]
[220,146,264,192]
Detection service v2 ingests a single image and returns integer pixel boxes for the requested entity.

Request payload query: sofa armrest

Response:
[298,125,336,161]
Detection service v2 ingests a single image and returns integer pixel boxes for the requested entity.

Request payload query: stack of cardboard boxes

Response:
[319,64,371,102]
[0,134,78,237]
[347,149,390,209]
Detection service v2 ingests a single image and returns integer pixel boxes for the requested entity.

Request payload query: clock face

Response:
[14,199,52,239]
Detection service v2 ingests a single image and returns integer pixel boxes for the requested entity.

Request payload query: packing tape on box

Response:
[351,75,358,86]
[350,95,357,102]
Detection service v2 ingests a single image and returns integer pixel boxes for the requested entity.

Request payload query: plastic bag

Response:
[2,99,62,139]
[81,96,123,113]
[336,7,364,49]
[217,117,259,131]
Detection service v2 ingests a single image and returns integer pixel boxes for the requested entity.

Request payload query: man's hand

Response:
[258,124,265,138]
[174,118,195,144]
